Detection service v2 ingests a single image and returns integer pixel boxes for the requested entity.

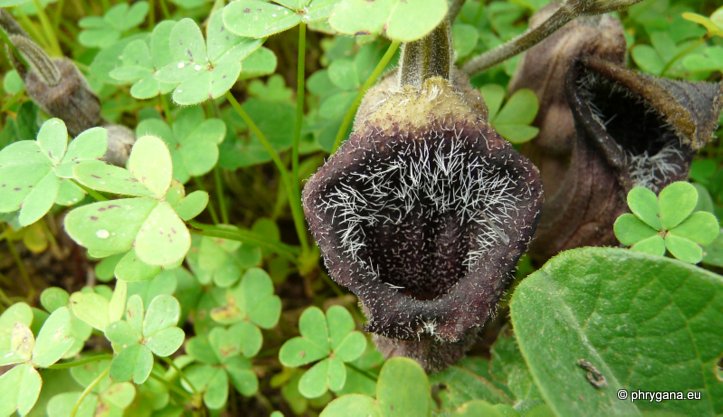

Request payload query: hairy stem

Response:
[462,0,642,75]
[399,19,452,87]
[331,40,401,153]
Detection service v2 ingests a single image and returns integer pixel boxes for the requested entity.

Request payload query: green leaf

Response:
[489,88,539,144]
[73,161,154,197]
[18,172,60,227]
[452,23,478,59]
[40,287,70,312]
[106,320,141,348]
[320,394,381,417]
[377,357,430,416]
[56,127,108,178]
[239,47,278,79]
[0,119,107,225]
[330,0,447,42]
[136,107,226,183]
[233,321,263,358]
[226,356,259,395]
[0,364,42,416]
[664,234,703,264]
[133,201,191,267]
[115,251,162,282]
[145,327,185,357]
[630,234,665,256]
[658,181,698,230]
[333,332,366,363]
[510,247,722,417]
[626,186,661,229]
[110,344,154,383]
[110,20,176,99]
[127,135,172,199]
[143,294,180,336]
[64,198,157,258]
[37,118,68,164]
[669,211,719,245]
[173,190,209,221]
[279,336,330,367]
[613,213,658,245]
[0,303,33,361]
[209,326,243,362]
[298,358,333,398]
[156,12,262,105]
[223,0,302,38]
[450,400,506,417]
[32,307,75,368]
[300,306,329,346]
[69,292,111,331]
[79,2,149,48]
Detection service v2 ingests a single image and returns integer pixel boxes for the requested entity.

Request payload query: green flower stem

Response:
[330,40,401,153]
[148,0,156,27]
[225,92,310,256]
[48,354,113,370]
[159,0,170,19]
[161,357,198,395]
[346,363,378,382]
[72,180,107,202]
[292,22,306,230]
[15,13,48,51]
[192,177,220,224]
[2,225,35,300]
[70,366,109,417]
[213,166,229,224]
[53,0,66,33]
[188,220,301,261]
[150,369,192,399]
[0,24,30,70]
[661,37,706,76]
[0,286,12,307]
[32,0,62,56]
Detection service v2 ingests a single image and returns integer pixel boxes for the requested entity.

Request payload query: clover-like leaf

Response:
[107,295,184,384]
[110,20,176,99]
[0,303,33,364]
[210,268,281,328]
[78,2,149,48]
[187,228,262,287]
[658,181,698,230]
[0,363,42,417]
[613,214,658,246]
[626,186,661,230]
[329,0,447,42]
[0,119,108,226]
[184,330,259,408]
[481,85,539,144]
[66,135,198,267]
[155,12,262,105]
[136,107,226,183]
[223,0,336,39]
[31,307,75,368]
[280,306,367,398]
[320,357,431,417]
[616,182,720,264]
